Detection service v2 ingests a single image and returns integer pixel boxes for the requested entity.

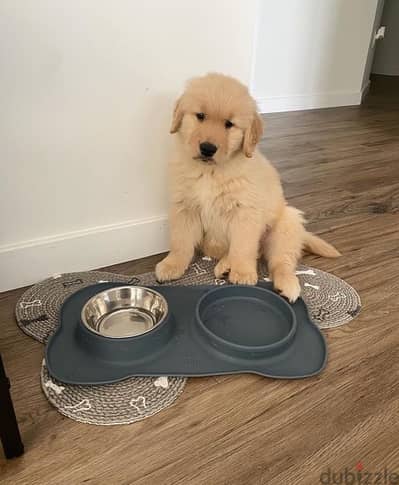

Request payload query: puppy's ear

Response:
[243,112,263,158]
[170,96,184,134]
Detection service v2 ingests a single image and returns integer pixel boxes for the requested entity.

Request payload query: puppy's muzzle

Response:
[199,142,217,158]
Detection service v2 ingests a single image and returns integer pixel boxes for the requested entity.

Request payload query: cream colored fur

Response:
[156,73,340,302]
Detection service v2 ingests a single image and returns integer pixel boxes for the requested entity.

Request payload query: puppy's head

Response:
[170,73,263,164]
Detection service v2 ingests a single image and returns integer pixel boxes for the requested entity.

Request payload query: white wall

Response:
[0,1,257,291]
[252,0,379,113]
[372,0,399,75]
[362,0,385,90]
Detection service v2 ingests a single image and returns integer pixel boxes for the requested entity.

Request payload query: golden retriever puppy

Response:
[156,73,340,302]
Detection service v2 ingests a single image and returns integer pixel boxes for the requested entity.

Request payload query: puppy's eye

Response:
[225,120,234,129]
[196,113,205,121]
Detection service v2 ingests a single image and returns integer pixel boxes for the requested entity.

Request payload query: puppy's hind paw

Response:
[272,272,301,303]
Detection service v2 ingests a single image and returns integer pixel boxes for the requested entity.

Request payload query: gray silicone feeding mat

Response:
[46,282,328,384]
[15,258,361,425]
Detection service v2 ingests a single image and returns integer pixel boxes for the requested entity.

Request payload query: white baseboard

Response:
[256,90,363,114]
[372,67,399,76]
[0,216,169,292]
[361,80,371,102]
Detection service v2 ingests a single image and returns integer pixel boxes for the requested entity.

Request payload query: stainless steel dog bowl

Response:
[81,286,168,338]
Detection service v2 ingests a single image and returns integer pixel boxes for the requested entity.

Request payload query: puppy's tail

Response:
[304,232,341,258]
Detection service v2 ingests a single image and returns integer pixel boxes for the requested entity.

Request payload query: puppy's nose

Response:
[200,142,217,158]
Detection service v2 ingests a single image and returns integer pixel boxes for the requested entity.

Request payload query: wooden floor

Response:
[1,75,399,484]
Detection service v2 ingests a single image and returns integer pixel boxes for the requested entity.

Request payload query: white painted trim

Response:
[256,90,363,114]
[372,66,399,76]
[361,80,371,102]
[0,216,169,292]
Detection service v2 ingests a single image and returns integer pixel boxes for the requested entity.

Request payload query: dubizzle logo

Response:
[320,462,399,484]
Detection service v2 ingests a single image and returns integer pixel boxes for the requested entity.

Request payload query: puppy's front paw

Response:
[272,271,301,303]
[229,265,258,285]
[214,257,231,279]
[155,255,187,282]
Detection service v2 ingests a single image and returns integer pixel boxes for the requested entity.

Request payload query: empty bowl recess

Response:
[196,286,297,355]
[81,286,168,338]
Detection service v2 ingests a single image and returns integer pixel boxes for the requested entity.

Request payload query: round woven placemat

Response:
[16,259,361,425]
[40,360,186,426]
[15,270,155,344]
